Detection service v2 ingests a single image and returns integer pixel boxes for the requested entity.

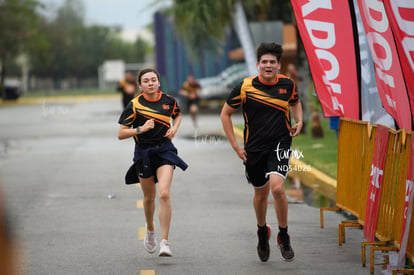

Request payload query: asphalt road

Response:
[0,97,376,275]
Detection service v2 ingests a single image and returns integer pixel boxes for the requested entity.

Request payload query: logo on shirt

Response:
[279,88,287,94]
[162,104,170,110]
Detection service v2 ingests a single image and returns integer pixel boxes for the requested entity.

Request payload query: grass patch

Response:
[292,118,338,178]
[235,116,338,178]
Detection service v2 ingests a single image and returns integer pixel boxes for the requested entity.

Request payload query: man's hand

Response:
[234,145,247,163]
[290,121,303,137]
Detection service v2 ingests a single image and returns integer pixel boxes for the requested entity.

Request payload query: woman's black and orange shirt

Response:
[226,75,299,152]
[118,91,180,148]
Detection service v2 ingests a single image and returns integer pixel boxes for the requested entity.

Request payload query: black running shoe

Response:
[277,234,295,261]
[257,225,271,262]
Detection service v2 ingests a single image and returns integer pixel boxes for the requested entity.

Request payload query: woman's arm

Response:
[165,113,182,140]
[117,119,155,140]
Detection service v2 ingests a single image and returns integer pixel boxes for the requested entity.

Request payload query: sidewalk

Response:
[0,93,120,106]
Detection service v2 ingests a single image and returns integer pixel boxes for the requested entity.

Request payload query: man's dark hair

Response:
[256,42,283,62]
[137,68,160,85]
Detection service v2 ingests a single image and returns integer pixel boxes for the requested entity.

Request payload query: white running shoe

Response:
[159,239,172,257]
[144,225,157,254]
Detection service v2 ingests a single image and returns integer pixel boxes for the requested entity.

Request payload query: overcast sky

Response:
[40,0,171,30]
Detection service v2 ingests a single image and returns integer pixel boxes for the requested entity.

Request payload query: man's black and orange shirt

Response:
[226,75,299,152]
[118,91,180,148]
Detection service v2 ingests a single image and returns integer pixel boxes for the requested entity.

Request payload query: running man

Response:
[117,71,137,109]
[179,74,201,129]
[118,68,188,257]
[221,42,303,262]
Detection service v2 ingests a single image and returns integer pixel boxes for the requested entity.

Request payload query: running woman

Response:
[221,42,303,262]
[118,68,188,257]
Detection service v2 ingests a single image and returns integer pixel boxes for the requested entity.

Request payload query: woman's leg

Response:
[139,176,157,231]
[156,165,174,240]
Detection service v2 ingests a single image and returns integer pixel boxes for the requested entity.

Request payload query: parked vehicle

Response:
[198,63,248,100]
[1,79,22,100]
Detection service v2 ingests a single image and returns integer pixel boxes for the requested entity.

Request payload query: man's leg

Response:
[253,184,271,262]
[269,174,295,261]
[269,174,288,228]
[246,154,271,262]
[189,104,198,128]
[253,184,270,227]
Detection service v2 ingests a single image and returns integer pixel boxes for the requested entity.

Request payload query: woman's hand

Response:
[164,127,177,140]
[141,119,155,133]
[165,113,181,140]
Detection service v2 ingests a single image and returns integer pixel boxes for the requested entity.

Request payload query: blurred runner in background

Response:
[179,74,201,129]
[117,71,138,109]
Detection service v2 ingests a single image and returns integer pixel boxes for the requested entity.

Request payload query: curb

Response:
[232,126,337,201]
[0,94,120,106]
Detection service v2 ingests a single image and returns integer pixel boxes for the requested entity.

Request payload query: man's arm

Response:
[289,100,303,137]
[220,103,247,162]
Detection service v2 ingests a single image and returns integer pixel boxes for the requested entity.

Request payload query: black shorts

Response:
[187,98,199,109]
[137,154,175,180]
[244,142,292,188]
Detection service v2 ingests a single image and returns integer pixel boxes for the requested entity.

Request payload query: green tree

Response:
[170,0,293,74]
[171,0,255,74]
[133,38,148,63]
[171,0,293,50]
[29,0,150,85]
[0,0,43,98]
